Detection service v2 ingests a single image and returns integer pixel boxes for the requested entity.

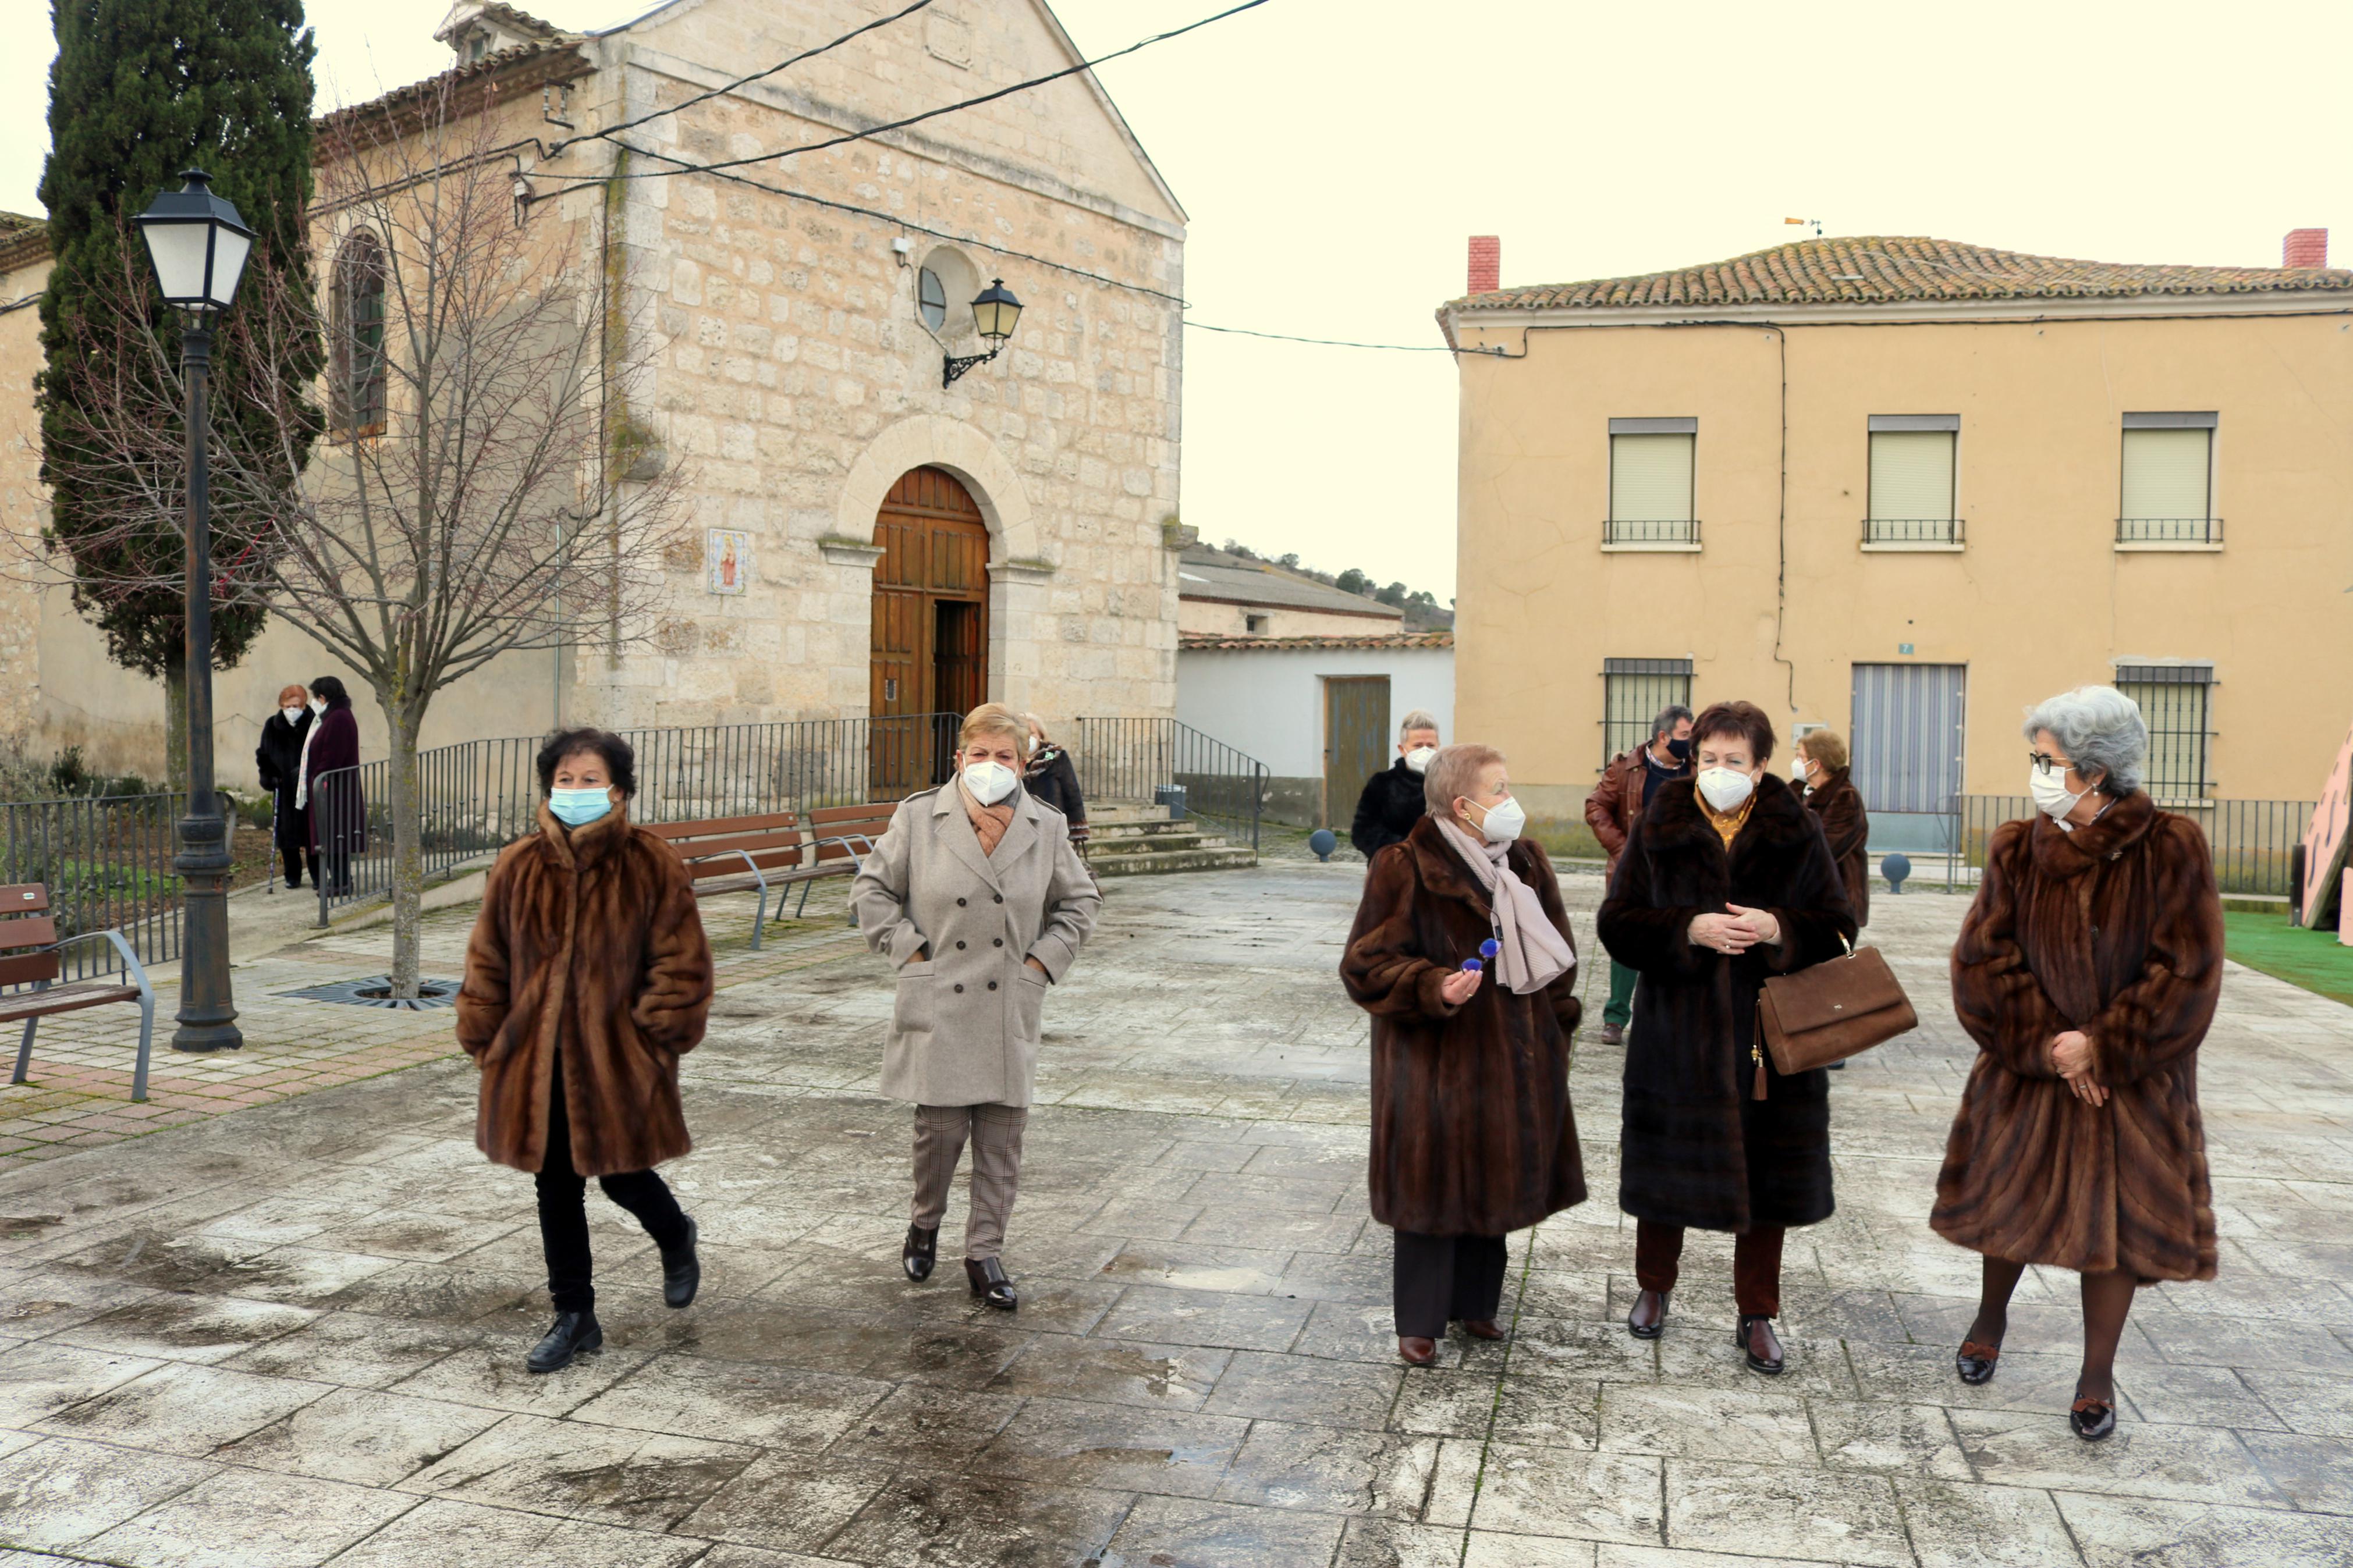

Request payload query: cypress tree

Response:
[36,0,318,783]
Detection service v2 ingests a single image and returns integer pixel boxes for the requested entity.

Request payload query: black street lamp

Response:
[134,169,254,1055]
[942,278,1023,387]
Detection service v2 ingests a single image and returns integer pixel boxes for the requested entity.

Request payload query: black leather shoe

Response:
[526,1310,602,1374]
[2070,1392,2117,1441]
[965,1256,1017,1311]
[660,1217,700,1309]
[1955,1339,2001,1385]
[1737,1314,1784,1375]
[1627,1288,1668,1339]
[903,1224,938,1283]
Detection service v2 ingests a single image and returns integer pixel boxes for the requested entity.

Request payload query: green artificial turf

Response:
[2223,911,2353,1009]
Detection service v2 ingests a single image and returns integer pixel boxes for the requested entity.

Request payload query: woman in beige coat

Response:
[851,703,1100,1309]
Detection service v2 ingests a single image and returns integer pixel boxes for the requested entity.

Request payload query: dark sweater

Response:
[1350,759,1426,859]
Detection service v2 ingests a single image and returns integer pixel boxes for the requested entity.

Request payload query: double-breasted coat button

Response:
[957,898,967,907]
[993,894,1003,904]
[953,984,964,993]
[956,941,966,950]
[993,938,1003,947]
[987,981,998,991]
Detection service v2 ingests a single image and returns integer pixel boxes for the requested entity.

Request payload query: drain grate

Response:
[279,976,462,1011]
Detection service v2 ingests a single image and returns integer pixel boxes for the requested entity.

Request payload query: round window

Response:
[917,266,947,332]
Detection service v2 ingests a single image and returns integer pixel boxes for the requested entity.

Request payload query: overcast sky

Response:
[7,1,2352,601]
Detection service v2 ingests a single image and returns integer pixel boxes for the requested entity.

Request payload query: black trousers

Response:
[1392,1229,1509,1338]
[281,844,306,887]
[534,1058,690,1315]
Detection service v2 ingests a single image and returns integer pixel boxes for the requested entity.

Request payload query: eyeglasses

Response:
[2027,751,2072,777]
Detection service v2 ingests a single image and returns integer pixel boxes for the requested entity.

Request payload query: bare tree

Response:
[29,80,688,997]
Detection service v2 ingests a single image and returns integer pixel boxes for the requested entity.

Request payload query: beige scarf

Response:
[1434,819,1576,995]
[957,777,1017,856]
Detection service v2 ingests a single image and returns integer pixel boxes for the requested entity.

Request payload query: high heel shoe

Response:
[966,1255,1017,1310]
[902,1224,938,1283]
[1627,1288,1668,1340]
[2070,1389,2116,1442]
[1737,1314,1784,1375]
[1955,1338,2001,1385]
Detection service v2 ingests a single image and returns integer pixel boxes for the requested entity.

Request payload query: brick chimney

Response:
[1467,235,1500,295]
[2284,228,2329,268]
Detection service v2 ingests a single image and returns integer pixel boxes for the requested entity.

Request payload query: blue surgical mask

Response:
[549,787,613,827]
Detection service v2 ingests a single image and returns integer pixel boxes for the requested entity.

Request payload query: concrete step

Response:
[1087,819,1200,840]
[1087,831,1222,856]
[1089,845,1259,877]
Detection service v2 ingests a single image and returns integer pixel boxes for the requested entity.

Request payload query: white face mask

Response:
[1403,746,1437,775]
[1465,794,1525,844]
[1697,766,1756,813]
[963,759,1018,806]
[308,697,326,714]
[2029,766,2086,821]
[282,706,305,724]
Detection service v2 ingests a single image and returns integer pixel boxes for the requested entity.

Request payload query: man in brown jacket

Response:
[1584,705,1691,1045]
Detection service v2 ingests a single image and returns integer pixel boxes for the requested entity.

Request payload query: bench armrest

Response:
[725,849,769,890]
[808,831,878,859]
[42,929,156,1001]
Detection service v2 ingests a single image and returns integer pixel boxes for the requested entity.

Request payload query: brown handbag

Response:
[1752,935,1917,1098]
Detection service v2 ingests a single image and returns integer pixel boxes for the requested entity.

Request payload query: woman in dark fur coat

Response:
[1598,701,1855,1377]
[1342,743,1584,1367]
[457,728,714,1374]
[1934,686,2223,1442]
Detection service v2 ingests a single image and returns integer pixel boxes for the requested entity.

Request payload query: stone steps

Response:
[1084,803,1258,877]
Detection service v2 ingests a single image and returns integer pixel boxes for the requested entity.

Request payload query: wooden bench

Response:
[0,883,159,1102]
[796,802,901,919]
[642,812,807,951]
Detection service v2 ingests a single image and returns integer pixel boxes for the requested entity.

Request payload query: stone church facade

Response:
[0,0,1187,774]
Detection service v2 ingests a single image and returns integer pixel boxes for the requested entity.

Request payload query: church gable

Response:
[612,0,1185,232]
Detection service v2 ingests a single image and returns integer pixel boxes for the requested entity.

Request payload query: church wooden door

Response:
[871,467,991,795]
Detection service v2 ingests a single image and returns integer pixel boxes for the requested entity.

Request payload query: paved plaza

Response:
[0,858,2350,1566]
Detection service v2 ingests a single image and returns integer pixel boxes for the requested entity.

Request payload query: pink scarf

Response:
[1435,820,1576,995]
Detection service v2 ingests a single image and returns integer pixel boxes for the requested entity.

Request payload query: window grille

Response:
[2116,664,2214,799]
[1602,657,1692,769]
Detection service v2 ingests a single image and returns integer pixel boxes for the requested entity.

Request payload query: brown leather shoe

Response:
[1397,1336,1439,1366]
[1459,1318,1507,1341]
[1599,1022,1625,1047]
[1737,1313,1784,1375]
[1627,1288,1668,1339]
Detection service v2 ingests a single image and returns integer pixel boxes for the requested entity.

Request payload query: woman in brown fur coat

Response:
[458,729,715,1374]
[1342,743,1585,1367]
[1934,686,2223,1441]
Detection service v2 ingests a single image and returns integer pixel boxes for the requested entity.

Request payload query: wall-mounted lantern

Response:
[942,278,1023,388]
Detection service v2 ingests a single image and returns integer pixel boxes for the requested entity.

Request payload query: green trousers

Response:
[1605,959,1638,1029]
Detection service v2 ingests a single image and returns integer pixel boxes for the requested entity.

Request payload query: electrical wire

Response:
[551,0,936,156]
[544,0,1272,190]
[1182,322,1453,351]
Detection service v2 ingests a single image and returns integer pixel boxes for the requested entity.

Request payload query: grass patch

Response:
[2223,910,2353,1009]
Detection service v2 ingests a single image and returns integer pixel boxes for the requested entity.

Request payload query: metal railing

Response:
[1863,517,1965,545]
[1071,717,1266,852]
[2117,517,2223,545]
[310,714,966,922]
[0,792,190,980]
[1923,794,2311,896]
[1602,517,1701,546]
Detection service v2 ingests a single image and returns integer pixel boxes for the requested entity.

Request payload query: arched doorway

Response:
[871,466,990,792]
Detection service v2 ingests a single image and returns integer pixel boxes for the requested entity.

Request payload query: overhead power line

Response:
[1183,322,1457,352]
[551,0,936,156]
[549,0,1272,188]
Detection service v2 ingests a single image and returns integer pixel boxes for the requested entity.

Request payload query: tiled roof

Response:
[1447,236,2353,312]
[317,38,590,138]
[1180,632,1453,652]
[0,213,48,277]
[1176,554,1405,620]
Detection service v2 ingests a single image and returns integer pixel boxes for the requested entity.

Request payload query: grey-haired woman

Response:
[1934,685,2224,1441]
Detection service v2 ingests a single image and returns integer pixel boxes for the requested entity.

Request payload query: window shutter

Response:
[2121,428,2210,520]
[1610,434,1694,522]
[1868,431,1955,521]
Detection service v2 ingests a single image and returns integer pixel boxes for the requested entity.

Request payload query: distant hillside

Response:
[1199,540,1455,632]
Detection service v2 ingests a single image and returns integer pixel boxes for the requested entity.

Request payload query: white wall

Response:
[1176,646,1455,777]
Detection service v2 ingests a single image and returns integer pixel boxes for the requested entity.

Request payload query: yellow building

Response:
[1439,233,2353,852]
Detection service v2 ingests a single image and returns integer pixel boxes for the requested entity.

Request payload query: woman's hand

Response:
[2052,1029,2107,1106]
[1439,967,1484,1005]
[1025,956,1048,977]
[1687,913,1757,954]
[911,946,929,964]
[1724,904,1781,947]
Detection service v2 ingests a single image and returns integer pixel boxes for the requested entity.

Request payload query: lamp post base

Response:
[172,810,242,1054]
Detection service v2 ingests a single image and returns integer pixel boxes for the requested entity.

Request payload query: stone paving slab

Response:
[0,861,2347,1565]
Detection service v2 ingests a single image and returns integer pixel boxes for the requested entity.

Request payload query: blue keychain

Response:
[1461,938,1500,973]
